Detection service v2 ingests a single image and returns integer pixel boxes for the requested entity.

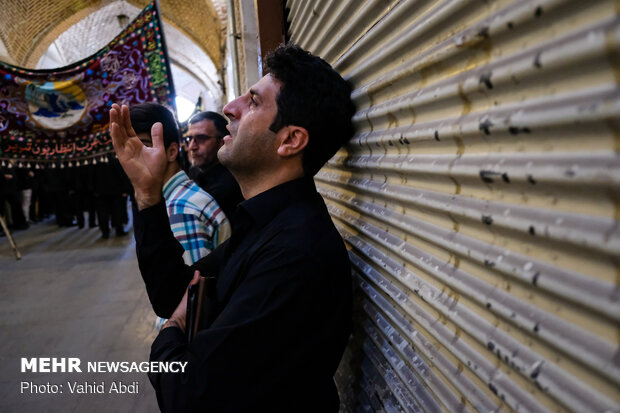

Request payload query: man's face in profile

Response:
[218,74,283,173]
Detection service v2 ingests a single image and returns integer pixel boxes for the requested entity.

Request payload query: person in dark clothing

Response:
[185,111,243,220]
[1,162,28,230]
[43,165,74,227]
[85,163,98,228]
[110,44,356,412]
[66,166,81,228]
[93,157,131,238]
[32,167,50,221]
[24,167,42,223]
[16,166,34,223]
[70,163,97,229]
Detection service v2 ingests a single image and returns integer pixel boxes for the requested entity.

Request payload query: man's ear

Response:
[166,142,179,162]
[277,126,309,157]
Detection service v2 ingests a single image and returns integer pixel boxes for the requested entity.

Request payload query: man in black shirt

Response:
[185,111,243,220]
[110,44,356,412]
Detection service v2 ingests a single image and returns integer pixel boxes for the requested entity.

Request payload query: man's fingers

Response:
[151,122,165,150]
[110,122,123,154]
[190,270,202,286]
[109,104,119,125]
[109,104,127,144]
[121,105,138,138]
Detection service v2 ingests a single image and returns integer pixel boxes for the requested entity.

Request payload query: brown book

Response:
[186,276,216,343]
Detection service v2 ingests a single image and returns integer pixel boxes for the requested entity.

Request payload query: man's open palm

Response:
[109,103,166,209]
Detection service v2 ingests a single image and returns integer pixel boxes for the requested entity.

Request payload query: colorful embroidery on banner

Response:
[0,1,175,164]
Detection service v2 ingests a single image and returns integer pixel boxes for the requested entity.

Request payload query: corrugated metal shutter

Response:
[286,1,620,412]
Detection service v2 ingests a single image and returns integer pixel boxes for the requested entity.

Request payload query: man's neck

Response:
[162,163,182,188]
[235,167,304,200]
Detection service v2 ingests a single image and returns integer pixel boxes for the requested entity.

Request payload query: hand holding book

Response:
[186,274,217,343]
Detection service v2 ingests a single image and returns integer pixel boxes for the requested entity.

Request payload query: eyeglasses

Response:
[185,134,216,144]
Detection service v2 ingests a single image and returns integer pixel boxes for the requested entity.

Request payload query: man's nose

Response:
[223,96,242,120]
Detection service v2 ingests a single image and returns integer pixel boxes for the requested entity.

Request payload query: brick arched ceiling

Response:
[0,0,226,70]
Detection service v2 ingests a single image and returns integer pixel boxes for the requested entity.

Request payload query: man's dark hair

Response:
[265,44,356,176]
[188,111,229,141]
[129,102,180,149]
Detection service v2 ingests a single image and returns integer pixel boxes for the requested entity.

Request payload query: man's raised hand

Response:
[109,103,166,210]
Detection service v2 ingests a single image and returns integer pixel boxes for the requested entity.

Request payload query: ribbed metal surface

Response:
[287,0,620,412]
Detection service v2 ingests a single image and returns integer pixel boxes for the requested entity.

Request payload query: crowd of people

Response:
[0,156,132,239]
[0,106,241,243]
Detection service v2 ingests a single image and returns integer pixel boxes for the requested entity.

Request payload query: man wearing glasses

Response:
[185,112,243,220]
